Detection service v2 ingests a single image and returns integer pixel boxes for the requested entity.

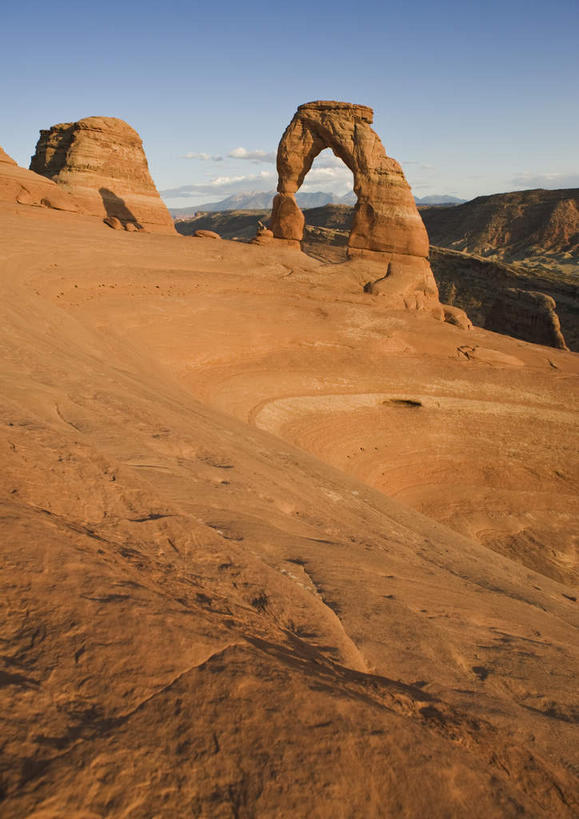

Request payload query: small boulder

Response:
[443,304,472,330]
[250,227,274,245]
[193,229,221,239]
[104,216,124,230]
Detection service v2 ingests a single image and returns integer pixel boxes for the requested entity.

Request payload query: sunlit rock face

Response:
[271,101,429,256]
[0,143,78,211]
[30,116,175,234]
[270,101,443,313]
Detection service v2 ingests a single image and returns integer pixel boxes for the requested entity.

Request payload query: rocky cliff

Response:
[421,188,579,262]
[430,247,576,351]
[30,117,175,234]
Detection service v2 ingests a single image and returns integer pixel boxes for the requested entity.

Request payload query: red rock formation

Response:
[271,102,428,256]
[0,144,78,211]
[30,117,175,234]
[421,188,579,260]
[193,229,221,239]
[270,101,445,314]
[0,146,17,166]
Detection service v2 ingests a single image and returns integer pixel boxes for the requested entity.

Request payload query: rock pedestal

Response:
[30,117,175,234]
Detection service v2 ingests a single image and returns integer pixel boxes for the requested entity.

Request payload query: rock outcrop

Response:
[193,229,221,239]
[430,246,574,350]
[250,222,274,245]
[270,101,443,313]
[0,144,78,211]
[271,102,428,256]
[421,188,579,261]
[30,117,175,234]
[0,146,17,166]
[486,288,568,350]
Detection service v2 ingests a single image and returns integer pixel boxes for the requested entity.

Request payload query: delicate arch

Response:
[270,101,429,258]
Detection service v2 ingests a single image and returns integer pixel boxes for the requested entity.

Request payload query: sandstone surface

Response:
[0,144,78,211]
[30,117,175,234]
[0,145,17,165]
[188,200,574,352]
[270,101,442,313]
[0,200,578,817]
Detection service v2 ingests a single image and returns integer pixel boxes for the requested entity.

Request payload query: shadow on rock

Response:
[99,187,142,230]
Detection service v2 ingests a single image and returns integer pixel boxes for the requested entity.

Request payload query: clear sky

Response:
[2,0,577,206]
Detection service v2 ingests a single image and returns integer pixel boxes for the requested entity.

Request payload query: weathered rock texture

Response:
[430,247,575,350]
[270,101,441,312]
[0,146,17,166]
[486,288,568,350]
[421,188,579,261]
[193,229,221,239]
[0,144,78,211]
[30,117,175,234]
[1,201,578,816]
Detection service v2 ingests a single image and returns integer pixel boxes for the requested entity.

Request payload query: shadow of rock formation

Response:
[99,187,141,230]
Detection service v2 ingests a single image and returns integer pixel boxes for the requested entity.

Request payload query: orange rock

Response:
[0,143,78,211]
[250,224,275,245]
[103,215,124,230]
[193,229,221,239]
[30,117,175,234]
[271,101,429,257]
[442,303,472,330]
[270,102,450,315]
[0,145,17,165]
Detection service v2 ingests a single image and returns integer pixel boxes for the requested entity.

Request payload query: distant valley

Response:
[169,189,465,216]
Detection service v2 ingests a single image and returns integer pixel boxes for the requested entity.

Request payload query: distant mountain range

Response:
[169,190,465,216]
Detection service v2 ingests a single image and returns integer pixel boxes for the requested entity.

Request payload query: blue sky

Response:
[1,0,577,206]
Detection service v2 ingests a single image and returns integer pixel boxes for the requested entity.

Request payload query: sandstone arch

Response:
[270,101,428,258]
[270,101,457,315]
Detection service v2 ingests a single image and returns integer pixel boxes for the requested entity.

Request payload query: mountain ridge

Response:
[169,190,465,216]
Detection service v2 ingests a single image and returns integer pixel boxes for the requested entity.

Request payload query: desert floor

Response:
[1,202,577,817]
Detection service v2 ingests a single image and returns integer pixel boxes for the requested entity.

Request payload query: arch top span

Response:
[297,100,374,122]
[270,100,429,259]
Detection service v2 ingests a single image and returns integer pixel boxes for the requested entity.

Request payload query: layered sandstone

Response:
[0,143,78,211]
[1,200,578,816]
[270,101,441,312]
[30,117,175,233]
[430,246,576,350]
[421,188,579,261]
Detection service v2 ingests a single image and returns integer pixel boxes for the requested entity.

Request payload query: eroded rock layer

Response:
[270,101,441,312]
[30,117,175,233]
[1,200,577,816]
[422,188,579,261]
[271,101,428,255]
[430,247,576,350]
[0,144,78,211]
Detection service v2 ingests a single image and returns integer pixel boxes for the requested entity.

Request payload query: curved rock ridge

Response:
[270,101,444,314]
[0,144,78,211]
[30,116,175,234]
[0,145,17,165]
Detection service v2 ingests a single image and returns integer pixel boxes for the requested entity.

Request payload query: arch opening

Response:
[297,148,355,263]
[269,100,430,261]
